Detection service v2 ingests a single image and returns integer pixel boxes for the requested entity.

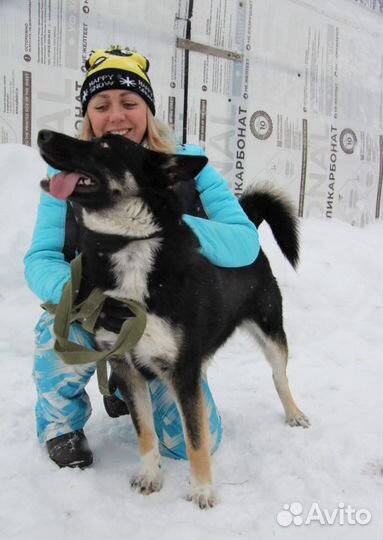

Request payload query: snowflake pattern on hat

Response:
[118,75,137,88]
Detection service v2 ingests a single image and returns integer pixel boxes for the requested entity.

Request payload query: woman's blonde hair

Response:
[79,107,176,154]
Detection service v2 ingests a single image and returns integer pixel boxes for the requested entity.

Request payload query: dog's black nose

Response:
[38,129,53,146]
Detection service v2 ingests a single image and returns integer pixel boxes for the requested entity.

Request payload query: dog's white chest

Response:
[97,239,181,375]
[96,312,182,376]
[134,313,182,373]
[108,238,161,305]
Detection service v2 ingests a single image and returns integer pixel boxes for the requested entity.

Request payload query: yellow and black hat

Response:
[80,47,155,116]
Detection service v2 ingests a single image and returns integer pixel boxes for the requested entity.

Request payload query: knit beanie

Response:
[80,47,156,116]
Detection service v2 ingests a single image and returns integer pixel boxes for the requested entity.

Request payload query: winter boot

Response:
[46,429,93,468]
[103,394,130,418]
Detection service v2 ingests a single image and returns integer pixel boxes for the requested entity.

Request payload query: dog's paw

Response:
[131,471,163,495]
[287,410,310,428]
[186,483,217,510]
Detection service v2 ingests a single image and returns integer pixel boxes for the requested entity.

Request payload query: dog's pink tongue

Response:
[49,172,82,200]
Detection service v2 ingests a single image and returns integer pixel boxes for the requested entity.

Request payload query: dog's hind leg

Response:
[109,359,163,494]
[266,337,310,428]
[244,323,310,428]
[172,370,216,509]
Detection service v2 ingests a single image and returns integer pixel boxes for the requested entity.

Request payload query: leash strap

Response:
[42,255,147,396]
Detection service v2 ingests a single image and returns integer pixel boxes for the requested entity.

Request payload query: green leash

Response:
[43,254,147,396]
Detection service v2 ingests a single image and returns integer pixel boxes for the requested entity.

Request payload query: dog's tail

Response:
[240,187,300,269]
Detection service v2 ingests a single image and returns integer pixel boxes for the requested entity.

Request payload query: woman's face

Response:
[86,89,148,144]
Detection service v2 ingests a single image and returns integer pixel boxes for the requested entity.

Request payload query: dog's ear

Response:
[144,151,208,187]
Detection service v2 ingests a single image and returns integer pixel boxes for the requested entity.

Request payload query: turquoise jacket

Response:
[24,144,260,304]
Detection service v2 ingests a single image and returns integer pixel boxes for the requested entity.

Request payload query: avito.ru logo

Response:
[277,502,371,527]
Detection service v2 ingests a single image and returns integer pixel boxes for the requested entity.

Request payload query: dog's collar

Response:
[126,231,162,242]
[84,228,162,244]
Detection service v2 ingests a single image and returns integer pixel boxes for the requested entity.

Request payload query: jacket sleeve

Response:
[181,147,260,268]
[24,192,71,304]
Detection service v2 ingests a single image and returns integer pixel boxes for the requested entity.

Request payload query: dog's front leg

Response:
[109,359,163,495]
[173,374,216,509]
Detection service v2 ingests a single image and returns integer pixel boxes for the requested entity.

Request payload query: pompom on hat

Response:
[80,46,156,116]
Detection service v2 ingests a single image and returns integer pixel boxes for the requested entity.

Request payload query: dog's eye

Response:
[100,141,110,149]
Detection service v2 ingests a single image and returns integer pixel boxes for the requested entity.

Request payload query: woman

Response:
[24,47,260,468]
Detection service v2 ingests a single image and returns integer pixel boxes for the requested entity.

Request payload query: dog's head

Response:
[37,130,207,212]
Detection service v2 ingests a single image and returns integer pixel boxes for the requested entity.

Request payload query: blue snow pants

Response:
[33,312,223,460]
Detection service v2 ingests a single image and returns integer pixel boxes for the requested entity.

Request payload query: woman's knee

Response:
[33,312,97,396]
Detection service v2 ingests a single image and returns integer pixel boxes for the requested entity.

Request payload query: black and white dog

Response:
[38,129,309,509]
